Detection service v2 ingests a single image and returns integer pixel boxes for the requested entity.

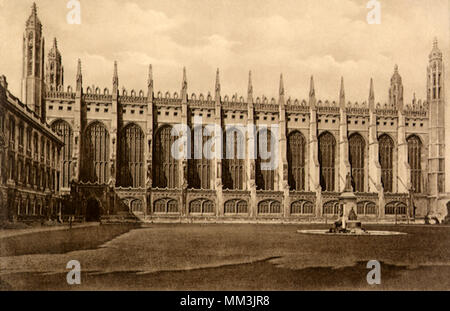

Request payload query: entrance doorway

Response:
[86,198,101,222]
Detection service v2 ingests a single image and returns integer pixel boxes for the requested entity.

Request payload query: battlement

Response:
[404,97,428,118]
[42,80,431,120]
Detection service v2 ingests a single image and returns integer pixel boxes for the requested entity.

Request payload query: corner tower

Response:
[389,65,404,110]
[427,38,446,196]
[21,3,45,121]
[45,38,64,91]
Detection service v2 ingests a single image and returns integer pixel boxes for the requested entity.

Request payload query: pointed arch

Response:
[287,131,306,191]
[348,133,365,192]
[407,135,422,193]
[119,123,145,188]
[188,125,212,189]
[82,121,109,184]
[51,119,73,188]
[318,131,336,191]
[223,127,245,190]
[153,125,179,188]
[256,128,275,190]
[379,134,394,192]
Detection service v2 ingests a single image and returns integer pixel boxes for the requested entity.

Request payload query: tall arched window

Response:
[223,128,245,190]
[348,133,365,192]
[82,122,109,184]
[119,123,144,188]
[256,128,275,190]
[379,134,394,192]
[26,127,32,152]
[319,132,336,191]
[52,120,73,188]
[288,131,306,191]
[40,137,45,161]
[33,133,38,158]
[0,151,5,184]
[153,125,179,188]
[188,126,212,189]
[18,122,24,148]
[9,117,15,145]
[407,135,422,193]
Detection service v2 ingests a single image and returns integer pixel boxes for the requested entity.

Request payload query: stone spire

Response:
[113,61,119,93]
[339,77,345,108]
[215,68,221,101]
[77,59,82,77]
[368,77,381,193]
[338,75,351,192]
[181,66,188,102]
[76,59,82,92]
[369,78,374,100]
[309,76,315,98]
[247,70,253,103]
[309,76,316,107]
[26,2,42,29]
[429,37,442,61]
[279,74,285,96]
[369,78,375,110]
[279,74,285,107]
[147,64,153,99]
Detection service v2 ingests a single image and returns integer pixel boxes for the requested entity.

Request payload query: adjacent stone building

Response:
[0,73,63,223]
[2,4,449,223]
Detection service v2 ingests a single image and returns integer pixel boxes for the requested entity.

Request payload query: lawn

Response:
[0,223,449,290]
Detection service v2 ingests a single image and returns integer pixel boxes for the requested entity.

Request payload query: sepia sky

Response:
[0,0,449,103]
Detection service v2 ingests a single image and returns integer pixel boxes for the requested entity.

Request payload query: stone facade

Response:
[0,74,63,223]
[1,4,449,223]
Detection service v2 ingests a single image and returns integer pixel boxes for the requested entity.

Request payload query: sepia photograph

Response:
[0,0,449,296]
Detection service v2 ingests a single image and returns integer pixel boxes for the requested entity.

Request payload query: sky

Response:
[0,0,449,103]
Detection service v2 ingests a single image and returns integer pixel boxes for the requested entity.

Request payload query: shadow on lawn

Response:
[0,224,141,257]
[2,259,449,291]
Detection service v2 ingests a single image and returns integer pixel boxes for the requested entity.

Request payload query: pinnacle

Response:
[309,76,315,97]
[369,78,374,100]
[279,74,284,96]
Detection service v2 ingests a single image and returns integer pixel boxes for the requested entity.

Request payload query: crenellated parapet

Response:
[119,90,147,104]
[83,93,113,102]
[153,91,183,107]
[186,92,215,108]
[45,88,75,100]
[403,97,428,118]
[346,101,369,116]
[254,96,278,112]
[286,98,309,113]
[375,104,398,117]
[222,94,246,111]
[317,101,340,114]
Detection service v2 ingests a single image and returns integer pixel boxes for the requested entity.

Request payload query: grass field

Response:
[1,223,449,290]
